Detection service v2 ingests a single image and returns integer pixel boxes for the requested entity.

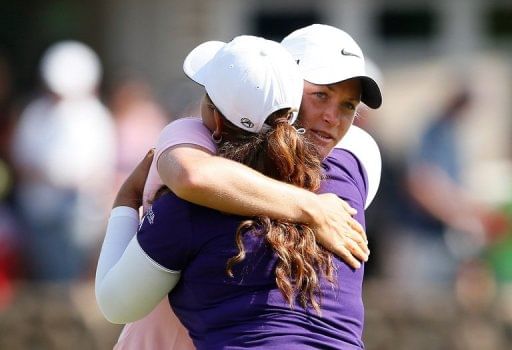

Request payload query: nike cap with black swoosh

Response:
[281,24,382,109]
[183,35,303,133]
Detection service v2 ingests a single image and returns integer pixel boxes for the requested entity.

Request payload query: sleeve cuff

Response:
[111,206,139,219]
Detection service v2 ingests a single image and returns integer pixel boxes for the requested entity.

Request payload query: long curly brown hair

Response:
[217,104,335,314]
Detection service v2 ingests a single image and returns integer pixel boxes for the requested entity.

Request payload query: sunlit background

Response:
[0,1,511,349]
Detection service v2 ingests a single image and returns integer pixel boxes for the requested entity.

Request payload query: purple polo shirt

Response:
[138,148,368,350]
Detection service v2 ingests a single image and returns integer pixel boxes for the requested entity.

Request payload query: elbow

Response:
[169,165,209,200]
[96,301,126,324]
[158,149,213,200]
[99,308,127,325]
[96,286,135,324]
[97,304,136,325]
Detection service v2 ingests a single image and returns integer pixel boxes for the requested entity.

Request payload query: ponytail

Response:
[219,109,335,314]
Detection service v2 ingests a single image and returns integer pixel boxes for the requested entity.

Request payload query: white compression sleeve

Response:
[95,206,181,324]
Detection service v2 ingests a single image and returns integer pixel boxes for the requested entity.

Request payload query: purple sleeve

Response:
[320,148,368,229]
[137,193,195,271]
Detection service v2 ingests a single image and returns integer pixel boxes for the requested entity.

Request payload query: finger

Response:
[339,199,357,215]
[335,246,362,269]
[348,242,368,262]
[345,230,370,256]
[324,193,357,216]
[325,230,367,267]
[134,149,155,175]
[141,148,155,167]
[347,218,367,243]
[343,226,369,253]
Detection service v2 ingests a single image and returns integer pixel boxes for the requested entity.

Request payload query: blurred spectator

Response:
[0,53,20,308]
[385,87,506,290]
[485,192,512,284]
[107,76,169,188]
[0,52,18,202]
[0,204,19,309]
[11,41,116,283]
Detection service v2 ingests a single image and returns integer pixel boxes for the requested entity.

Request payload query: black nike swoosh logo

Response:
[341,49,360,58]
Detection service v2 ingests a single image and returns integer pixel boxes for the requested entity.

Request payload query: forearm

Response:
[158,146,368,267]
[407,165,480,225]
[158,146,323,224]
[95,207,180,324]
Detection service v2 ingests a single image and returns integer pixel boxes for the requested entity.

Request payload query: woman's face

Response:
[200,94,217,132]
[298,79,362,159]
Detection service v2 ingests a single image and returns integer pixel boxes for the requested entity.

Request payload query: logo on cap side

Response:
[240,118,255,128]
[341,48,360,58]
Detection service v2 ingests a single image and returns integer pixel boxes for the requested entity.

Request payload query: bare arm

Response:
[158,146,369,268]
[159,145,325,222]
[407,164,491,239]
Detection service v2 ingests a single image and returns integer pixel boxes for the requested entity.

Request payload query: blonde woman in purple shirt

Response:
[98,25,382,349]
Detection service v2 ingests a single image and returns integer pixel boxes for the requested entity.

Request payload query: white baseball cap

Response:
[281,24,382,109]
[183,35,303,133]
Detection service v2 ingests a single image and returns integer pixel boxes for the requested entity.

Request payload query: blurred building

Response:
[102,1,512,202]
[96,0,512,114]
[2,0,512,116]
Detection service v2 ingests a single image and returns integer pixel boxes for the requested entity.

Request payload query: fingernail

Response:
[355,261,361,269]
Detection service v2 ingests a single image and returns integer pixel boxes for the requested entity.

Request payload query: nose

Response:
[321,105,340,126]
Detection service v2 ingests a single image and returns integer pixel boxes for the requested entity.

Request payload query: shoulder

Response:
[137,192,239,270]
[156,117,215,154]
[137,192,196,270]
[322,149,366,204]
[141,191,193,228]
[161,116,205,133]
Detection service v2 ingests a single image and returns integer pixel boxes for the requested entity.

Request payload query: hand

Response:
[482,210,509,242]
[312,193,369,269]
[113,149,154,209]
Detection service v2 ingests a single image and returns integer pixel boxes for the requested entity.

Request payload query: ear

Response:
[213,109,224,136]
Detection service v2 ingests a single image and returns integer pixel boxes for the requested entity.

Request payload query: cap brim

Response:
[302,70,382,109]
[183,41,225,85]
[359,76,382,109]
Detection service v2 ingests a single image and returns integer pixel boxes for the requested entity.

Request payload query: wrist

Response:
[298,191,323,226]
[113,198,140,210]
[113,188,142,210]
[110,206,139,218]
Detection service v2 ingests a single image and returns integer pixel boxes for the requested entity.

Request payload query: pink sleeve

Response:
[154,117,216,160]
[142,117,216,210]
[114,299,194,350]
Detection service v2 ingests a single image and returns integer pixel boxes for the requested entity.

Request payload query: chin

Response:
[317,145,331,160]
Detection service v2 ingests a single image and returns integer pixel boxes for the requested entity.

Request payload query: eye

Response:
[344,102,356,111]
[313,91,327,100]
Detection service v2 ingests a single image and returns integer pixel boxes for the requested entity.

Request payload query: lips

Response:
[310,129,335,143]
